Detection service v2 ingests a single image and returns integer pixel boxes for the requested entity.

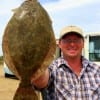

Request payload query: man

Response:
[31,25,100,100]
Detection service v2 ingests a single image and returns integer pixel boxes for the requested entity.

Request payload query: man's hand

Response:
[31,69,49,89]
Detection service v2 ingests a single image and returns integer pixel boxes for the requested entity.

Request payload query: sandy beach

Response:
[0,64,43,100]
[0,64,19,100]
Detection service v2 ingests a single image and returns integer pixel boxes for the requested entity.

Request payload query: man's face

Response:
[59,33,84,58]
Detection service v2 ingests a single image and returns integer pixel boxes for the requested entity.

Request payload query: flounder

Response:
[2,0,56,100]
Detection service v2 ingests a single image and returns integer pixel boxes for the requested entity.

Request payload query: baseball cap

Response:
[59,25,84,39]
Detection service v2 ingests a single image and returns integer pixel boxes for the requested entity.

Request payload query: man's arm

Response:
[31,69,49,89]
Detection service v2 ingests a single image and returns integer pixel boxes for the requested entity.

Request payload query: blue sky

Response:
[0,0,100,56]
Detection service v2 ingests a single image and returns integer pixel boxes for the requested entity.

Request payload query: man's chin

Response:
[67,54,78,58]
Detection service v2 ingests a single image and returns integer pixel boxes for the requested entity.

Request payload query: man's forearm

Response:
[31,69,49,89]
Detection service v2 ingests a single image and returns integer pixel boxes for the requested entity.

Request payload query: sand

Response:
[0,64,19,100]
[0,65,42,100]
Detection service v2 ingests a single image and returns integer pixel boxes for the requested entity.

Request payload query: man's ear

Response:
[82,41,84,48]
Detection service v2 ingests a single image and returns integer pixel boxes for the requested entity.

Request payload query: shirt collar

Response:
[58,56,89,69]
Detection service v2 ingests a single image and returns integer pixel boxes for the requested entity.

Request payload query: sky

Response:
[0,0,100,56]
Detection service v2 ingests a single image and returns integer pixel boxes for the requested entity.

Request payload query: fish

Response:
[2,0,56,100]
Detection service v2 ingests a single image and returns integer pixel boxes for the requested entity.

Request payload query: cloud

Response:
[0,0,100,56]
[0,0,23,15]
[39,0,100,39]
[42,0,100,12]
